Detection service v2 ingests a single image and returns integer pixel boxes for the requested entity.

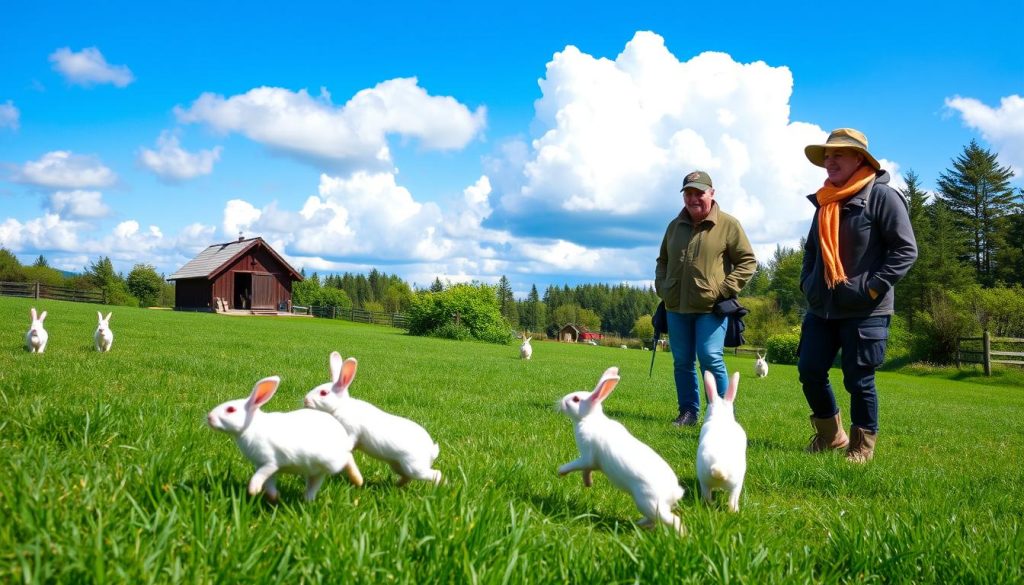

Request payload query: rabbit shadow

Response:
[520,489,649,534]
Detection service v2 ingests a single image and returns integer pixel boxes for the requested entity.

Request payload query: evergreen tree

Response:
[936,140,1017,285]
[496,275,518,327]
[33,255,49,268]
[429,277,444,292]
[995,193,1024,286]
[895,170,931,323]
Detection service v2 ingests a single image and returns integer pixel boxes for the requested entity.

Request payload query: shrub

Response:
[765,332,800,365]
[407,283,515,345]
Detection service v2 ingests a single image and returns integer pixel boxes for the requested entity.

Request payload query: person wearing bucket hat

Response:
[797,128,917,463]
[656,170,757,427]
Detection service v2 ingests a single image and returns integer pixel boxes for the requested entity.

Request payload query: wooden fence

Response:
[296,305,408,329]
[0,281,105,304]
[956,330,1024,375]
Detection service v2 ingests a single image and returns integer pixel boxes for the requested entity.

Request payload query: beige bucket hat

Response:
[804,128,880,170]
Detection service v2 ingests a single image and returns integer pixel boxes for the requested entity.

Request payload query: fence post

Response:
[35,282,40,299]
[983,330,992,376]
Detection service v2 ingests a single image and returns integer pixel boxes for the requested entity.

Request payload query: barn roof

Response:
[168,237,303,281]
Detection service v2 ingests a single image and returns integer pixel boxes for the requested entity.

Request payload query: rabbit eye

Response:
[320,390,328,397]
[571,396,580,403]
[226,406,236,414]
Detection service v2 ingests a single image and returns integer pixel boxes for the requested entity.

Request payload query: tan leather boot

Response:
[806,413,850,453]
[846,426,877,463]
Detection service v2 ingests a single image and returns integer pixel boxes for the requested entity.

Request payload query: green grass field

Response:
[1,296,1022,584]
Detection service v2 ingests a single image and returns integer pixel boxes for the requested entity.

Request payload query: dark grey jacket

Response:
[800,170,918,319]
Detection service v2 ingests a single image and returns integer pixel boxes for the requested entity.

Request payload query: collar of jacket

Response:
[805,169,889,209]
[677,200,721,225]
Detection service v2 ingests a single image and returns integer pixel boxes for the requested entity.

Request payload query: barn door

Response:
[251,273,275,309]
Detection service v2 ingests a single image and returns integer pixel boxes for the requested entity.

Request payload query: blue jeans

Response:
[797,313,890,433]
[666,310,728,416]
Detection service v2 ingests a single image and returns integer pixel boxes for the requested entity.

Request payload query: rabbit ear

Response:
[30,308,37,320]
[588,367,620,404]
[725,372,740,402]
[247,376,280,411]
[105,312,112,322]
[329,351,343,383]
[97,311,103,322]
[334,358,358,393]
[703,370,719,403]
[39,310,46,321]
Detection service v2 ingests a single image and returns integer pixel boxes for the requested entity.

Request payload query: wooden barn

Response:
[168,236,302,313]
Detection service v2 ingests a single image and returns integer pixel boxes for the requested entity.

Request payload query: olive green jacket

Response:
[655,202,757,313]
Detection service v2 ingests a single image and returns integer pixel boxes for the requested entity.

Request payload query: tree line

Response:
[0,251,173,308]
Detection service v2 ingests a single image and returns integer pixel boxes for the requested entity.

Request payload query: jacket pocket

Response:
[856,325,889,368]
[664,278,680,310]
[686,273,719,312]
[834,274,874,311]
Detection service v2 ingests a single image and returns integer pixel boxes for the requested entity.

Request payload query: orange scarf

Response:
[815,165,876,288]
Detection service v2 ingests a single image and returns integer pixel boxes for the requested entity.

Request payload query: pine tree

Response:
[895,170,931,323]
[936,140,1017,286]
[496,275,518,327]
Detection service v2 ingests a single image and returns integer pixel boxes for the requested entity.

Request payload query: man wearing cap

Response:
[799,128,917,462]
[656,170,757,427]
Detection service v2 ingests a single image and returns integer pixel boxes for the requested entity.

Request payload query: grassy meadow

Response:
[1,296,1022,584]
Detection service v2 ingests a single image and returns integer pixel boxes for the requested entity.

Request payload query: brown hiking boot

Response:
[806,413,850,453]
[846,426,877,463]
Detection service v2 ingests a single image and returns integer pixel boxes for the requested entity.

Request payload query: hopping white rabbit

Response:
[304,352,442,486]
[207,375,363,501]
[696,370,747,512]
[557,367,686,533]
[520,335,533,360]
[754,351,768,378]
[94,311,114,352]
[25,307,48,353]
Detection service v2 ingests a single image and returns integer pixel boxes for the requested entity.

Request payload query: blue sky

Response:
[2,1,1022,297]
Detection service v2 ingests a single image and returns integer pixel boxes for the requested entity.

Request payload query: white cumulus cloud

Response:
[492,31,849,257]
[48,190,111,218]
[174,78,486,170]
[139,131,222,181]
[16,151,118,189]
[946,94,1024,177]
[49,47,135,88]
[0,100,19,130]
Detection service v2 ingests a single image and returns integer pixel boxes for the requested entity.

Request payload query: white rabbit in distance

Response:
[754,351,768,378]
[207,375,363,502]
[557,367,686,533]
[520,335,533,360]
[304,352,442,486]
[25,307,48,353]
[696,370,747,512]
[95,311,114,352]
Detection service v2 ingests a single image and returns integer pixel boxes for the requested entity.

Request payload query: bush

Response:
[407,283,515,345]
[428,321,472,341]
[765,332,800,365]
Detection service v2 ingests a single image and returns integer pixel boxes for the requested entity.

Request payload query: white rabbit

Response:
[25,307,48,353]
[557,366,686,533]
[754,351,768,378]
[520,335,533,360]
[696,370,747,512]
[304,352,442,486]
[207,375,363,501]
[94,311,114,352]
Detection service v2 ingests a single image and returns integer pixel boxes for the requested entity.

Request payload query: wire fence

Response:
[0,281,105,304]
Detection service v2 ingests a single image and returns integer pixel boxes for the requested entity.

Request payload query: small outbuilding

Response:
[558,323,603,343]
[168,236,302,313]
